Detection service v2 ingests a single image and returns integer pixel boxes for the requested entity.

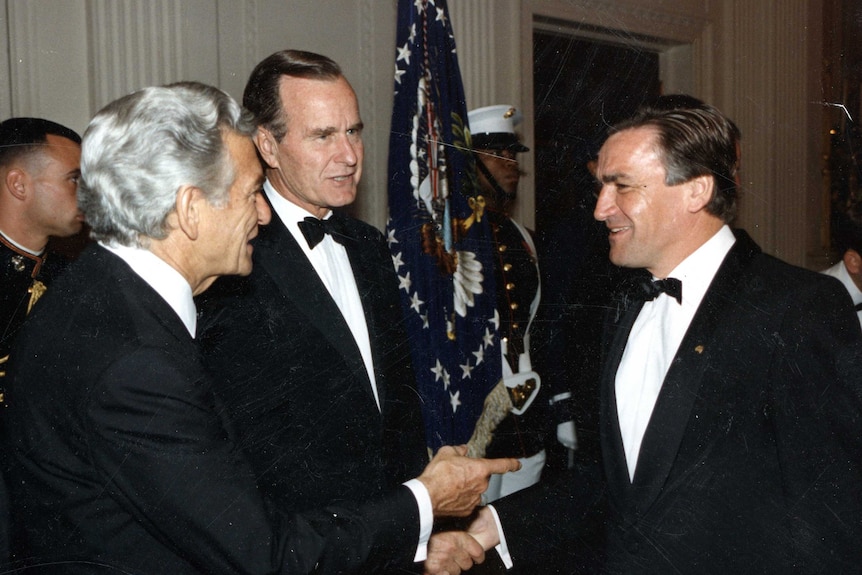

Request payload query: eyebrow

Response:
[599,172,625,184]
[309,126,337,138]
[307,122,364,139]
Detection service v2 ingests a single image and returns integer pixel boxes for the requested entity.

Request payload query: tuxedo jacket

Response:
[1,245,420,574]
[198,205,427,516]
[495,229,862,574]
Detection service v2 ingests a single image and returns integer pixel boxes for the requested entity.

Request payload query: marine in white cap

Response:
[467,105,576,504]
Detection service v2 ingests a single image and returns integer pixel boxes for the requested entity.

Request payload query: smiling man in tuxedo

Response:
[461,97,862,574]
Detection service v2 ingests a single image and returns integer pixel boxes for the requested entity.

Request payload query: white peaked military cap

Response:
[467,105,529,152]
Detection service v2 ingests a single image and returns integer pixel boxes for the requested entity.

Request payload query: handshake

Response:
[417,445,520,575]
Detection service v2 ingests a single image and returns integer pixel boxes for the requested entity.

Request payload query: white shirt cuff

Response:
[487,504,513,568]
[403,478,433,562]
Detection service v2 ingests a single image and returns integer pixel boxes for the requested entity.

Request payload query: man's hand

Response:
[467,505,501,550]
[423,531,485,575]
[418,445,520,517]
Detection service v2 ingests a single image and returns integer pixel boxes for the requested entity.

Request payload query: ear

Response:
[685,174,714,214]
[174,184,204,241]
[843,249,862,275]
[253,126,279,170]
[5,168,29,201]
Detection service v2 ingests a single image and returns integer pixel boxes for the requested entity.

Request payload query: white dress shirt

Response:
[822,260,862,328]
[101,242,197,338]
[264,181,381,411]
[616,225,736,480]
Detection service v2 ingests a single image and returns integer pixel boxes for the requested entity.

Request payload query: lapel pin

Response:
[694,345,704,354]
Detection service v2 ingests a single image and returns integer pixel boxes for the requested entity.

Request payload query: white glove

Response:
[557,420,577,451]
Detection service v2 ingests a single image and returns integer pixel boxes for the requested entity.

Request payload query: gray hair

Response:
[79,81,255,246]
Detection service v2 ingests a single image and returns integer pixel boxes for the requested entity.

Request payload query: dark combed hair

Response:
[0,117,81,167]
[242,49,343,142]
[613,95,741,223]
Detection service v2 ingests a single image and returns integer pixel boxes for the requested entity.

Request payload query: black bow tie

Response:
[855,302,862,312]
[638,277,683,304]
[298,216,347,249]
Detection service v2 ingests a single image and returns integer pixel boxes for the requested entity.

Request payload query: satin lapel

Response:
[254,209,374,403]
[601,293,645,512]
[628,232,759,515]
[337,217,389,409]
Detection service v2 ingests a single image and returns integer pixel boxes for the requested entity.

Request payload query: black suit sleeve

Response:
[491,462,607,571]
[88,346,420,574]
[766,277,862,570]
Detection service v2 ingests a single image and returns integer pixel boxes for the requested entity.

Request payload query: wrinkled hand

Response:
[467,505,501,551]
[419,445,520,517]
[423,531,485,575]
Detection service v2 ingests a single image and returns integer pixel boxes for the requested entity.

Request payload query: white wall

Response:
[0,0,832,266]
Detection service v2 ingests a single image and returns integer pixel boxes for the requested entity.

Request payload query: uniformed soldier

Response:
[0,117,82,561]
[468,105,575,502]
[0,118,83,390]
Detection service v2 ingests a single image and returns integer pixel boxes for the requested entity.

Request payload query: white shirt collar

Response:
[265,177,332,221]
[823,260,862,306]
[662,224,736,307]
[100,241,197,338]
[0,228,44,256]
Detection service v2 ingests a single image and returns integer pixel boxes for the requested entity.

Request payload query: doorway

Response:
[531,30,660,466]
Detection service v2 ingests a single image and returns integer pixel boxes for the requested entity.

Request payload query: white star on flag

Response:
[398,272,412,292]
[431,359,445,381]
[482,327,495,348]
[392,251,404,270]
[409,292,424,313]
[386,228,399,246]
[397,43,412,65]
[472,346,484,366]
[449,390,461,413]
[460,361,473,379]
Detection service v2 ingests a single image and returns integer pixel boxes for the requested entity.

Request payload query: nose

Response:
[336,135,360,166]
[256,192,272,225]
[593,185,616,222]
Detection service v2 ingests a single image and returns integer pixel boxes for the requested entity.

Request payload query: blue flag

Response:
[387,0,501,451]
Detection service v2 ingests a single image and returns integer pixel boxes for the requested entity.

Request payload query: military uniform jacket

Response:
[0,235,67,382]
[484,209,546,459]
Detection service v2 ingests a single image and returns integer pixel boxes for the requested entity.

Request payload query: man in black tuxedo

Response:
[461,98,862,573]
[198,50,517,574]
[1,81,514,574]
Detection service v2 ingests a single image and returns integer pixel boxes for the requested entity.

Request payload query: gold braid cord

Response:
[1,280,48,389]
[466,379,513,458]
[27,280,47,314]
